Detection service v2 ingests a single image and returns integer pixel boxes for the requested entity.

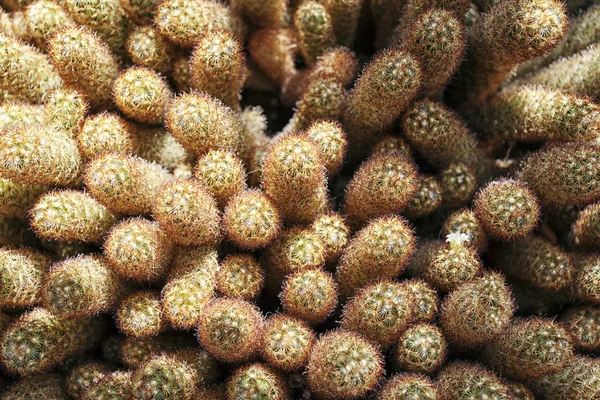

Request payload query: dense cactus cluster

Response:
[1,0,600,398]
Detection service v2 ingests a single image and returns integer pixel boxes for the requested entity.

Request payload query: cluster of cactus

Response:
[1,0,600,398]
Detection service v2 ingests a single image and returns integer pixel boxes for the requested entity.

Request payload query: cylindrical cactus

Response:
[126,25,175,74]
[570,202,600,251]
[231,0,286,28]
[531,356,600,400]
[377,374,438,400]
[77,112,136,160]
[44,87,88,134]
[310,212,350,265]
[572,254,600,304]
[0,178,47,219]
[194,149,247,209]
[436,361,510,399]
[439,163,478,210]
[561,305,600,352]
[293,1,336,66]
[2,374,68,399]
[0,247,53,308]
[322,0,363,47]
[82,371,133,400]
[65,361,112,398]
[402,279,440,323]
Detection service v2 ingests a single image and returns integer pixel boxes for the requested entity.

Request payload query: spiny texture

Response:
[305,120,348,177]
[439,163,478,209]
[30,190,117,243]
[306,330,384,399]
[310,212,350,264]
[336,216,415,298]
[436,361,510,400]
[293,1,336,66]
[570,202,600,251]
[226,363,290,400]
[0,178,48,219]
[194,149,247,209]
[65,361,111,398]
[377,374,438,400]
[474,179,540,240]
[231,0,286,28]
[126,25,175,74]
[341,280,413,349]
[82,371,133,400]
[442,208,488,253]
[261,315,314,371]
[393,323,447,375]
[44,86,88,134]
[440,272,514,348]
[483,318,574,380]
[343,153,418,229]
[519,143,600,206]
[0,247,53,308]
[2,374,68,399]
[531,356,600,400]
[77,112,135,160]
[216,254,263,301]
[281,268,338,325]
[404,175,442,219]
[131,354,198,400]
[561,305,600,352]
[323,0,363,47]
[403,279,440,323]
[116,290,164,338]
[572,255,600,304]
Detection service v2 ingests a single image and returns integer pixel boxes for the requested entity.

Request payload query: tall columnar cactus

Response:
[0,247,53,308]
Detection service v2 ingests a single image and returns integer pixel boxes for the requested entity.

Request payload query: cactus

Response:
[247,28,297,86]
[570,201,600,251]
[261,314,315,371]
[436,361,510,399]
[439,163,478,209]
[2,374,68,399]
[153,179,222,247]
[572,254,600,304]
[306,330,384,399]
[171,348,222,388]
[132,125,192,171]
[190,30,245,110]
[77,112,136,160]
[280,268,338,325]
[126,25,175,74]
[104,218,174,282]
[0,247,53,308]
[322,0,363,47]
[30,190,117,243]
[343,153,418,229]
[65,361,112,398]
[404,175,442,219]
[116,290,164,338]
[440,272,514,348]
[474,178,540,240]
[483,318,574,380]
[84,153,171,215]
[194,149,247,209]
[112,67,172,125]
[371,136,413,158]
[47,26,119,108]
[377,373,438,400]
[216,254,264,301]
[441,208,488,253]
[402,279,440,323]
[293,1,336,66]
[393,323,447,375]
[303,120,348,177]
[197,297,264,363]
[131,354,198,400]
[171,55,191,91]
[531,356,600,400]
[0,124,83,187]
[341,280,414,349]
[226,363,290,400]
[83,371,133,400]
[0,178,47,219]
[561,305,600,352]
[44,87,88,134]
[231,0,285,28]
[0,102,46,131]
[336,216,416,298]
[310,212,350,265]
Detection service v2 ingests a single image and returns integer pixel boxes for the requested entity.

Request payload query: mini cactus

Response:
[231,0,286,28]
[436,361,510,399]
[393,323,448,375]
[197,297,264,363]
[131,354,198,400]
[0,102,46,131]
[280,268,338,325]
[322,0,363,47]
[30,190,117,243]
[371,136,413,158]
[303,120,347,177]
[126,25,175,74]
[112,67,172,125]
[104,218,174,282]
[336,216,416,298]
[82,371,133,400]
[226,362,290,400]
[172,348,223,387]
[194,149,247,208]
[377,373,438,400]
[403,279,440,323]
[440,271,514,348]
[216,254,264,301]
[247,28,296,86]
[439,163,478,209]
[572,254,600,304]
[0,178,47,219]
[404,175,443,219]
[65,361,112,398]
[190,30,245,110]
[310,212,350,265]
[2,374,68,399]
[0,246,53,308]
[44,87,88,134]
[84,152,172,215]
[261,314,315,371]
[116,290,165,338]
[77,112,136,160]
[293,1,336,66]
[341,280,414,348]
[132,125,193,171]
[474,179,540,240]
[531,356,600,400]
[306,329,384,399]
[153,178,222,246]
[569,201,600,251]
[42,255,123,318]
[561,305,600,352]
[343,153,419,229]
[441,208,488,253]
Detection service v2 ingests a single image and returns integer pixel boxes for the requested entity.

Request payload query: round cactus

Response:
[561,305,600,352]
[572,254,600,304]
[77,112,135,160]
[171,348,223,387]
[44,86,88,134]
[216,254,264,301]
[131,354,198,400]
[310,212,350,265]
[441,208,488,253]
[440,163,478,210]
[393,323,448,375]
[226,363,290,400]
[116,290,164,338]
[436,361,510,400]
[280,268,338,325]
[404,175,443,219]
[126,25,175,74]
[194,149,247,208]
[83,371,133,400]
[0,247,53,308]
[65,361,112,398]
[261,314,315,371]
[377,373,438,400]
[304,120,348,177]
[402,279,440,323]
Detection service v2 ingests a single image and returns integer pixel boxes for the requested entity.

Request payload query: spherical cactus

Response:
[570,201,600,251]
[505,381,536,400]
[402,279,440,323]
[336,216,416,299]
[280,268,338,325]
[30,190,117,243]
[436,361,510,400]
[304,120,348,177]
[572,254,600,304]
[404,175,443,219]
[261,314,315,371]
[162,246,218,330]
[377,373,438,400]
[65,361,112,398]
[153,178,222,247]
[490,236,574,292]
[408,239,482,293]
[126,25,175,74]
[113,67,172,125]
[393,323,447,375]
[531,356,600,400]
[132,354,198,400]
[44,86,88,134]
[226,362,290,400]
[116,290,164,338]
[0,124,83,187]
[216,254,264,301]
[440,272,514,348]
[197,297,264,363]
[306,330,384,399]
[441,208,488,253]
[341,280,413,349]
[561,305,600,352]
[371,136,413,159]
[84,152,172,215]
[261,133,329,224]
[171,348,223,387]
[47,26,119,108]
[440,163,478,209]
[194,149,247,208]
[483,318,574,380]
[343,153,418,229]
[132,125,192,171]
[83,371,133,400]
[154,0,246,48]
[104,218,174,282]
[0,178,47,220]
[0,102,46,131]
[120,336,170,369]
[2,374,68,400]
[519,142,600,207]
[0,247,53,308]
[190,30,245,110]
[77,112,135,160]
[474,179,540,240]
[310,212,350,265]
[42,255,123,318]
